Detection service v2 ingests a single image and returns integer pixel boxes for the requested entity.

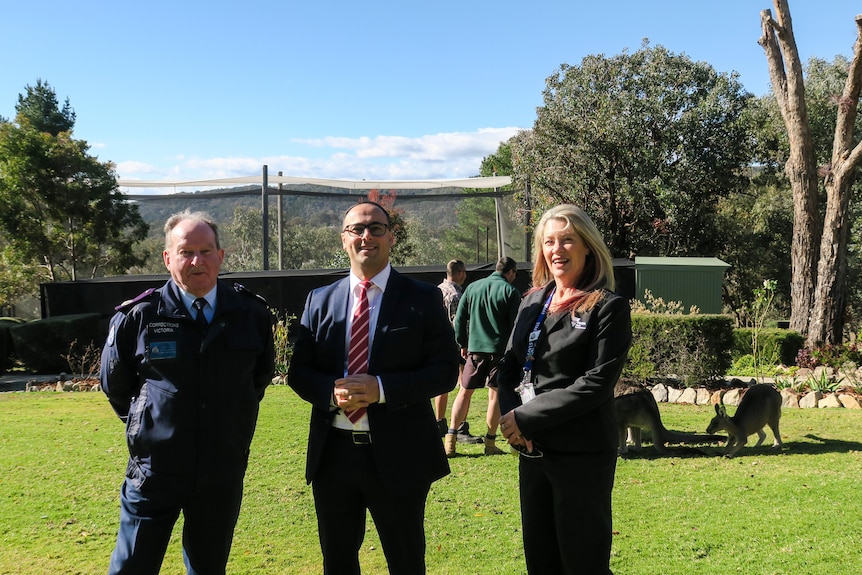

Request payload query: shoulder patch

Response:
[233,282,268,305]
[115,287,157,312]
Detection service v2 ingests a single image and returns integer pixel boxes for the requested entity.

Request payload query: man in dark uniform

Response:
[100,209,275,575]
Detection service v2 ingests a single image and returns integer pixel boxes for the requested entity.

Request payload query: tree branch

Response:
[759,9,788,111]
[831,14,862,167]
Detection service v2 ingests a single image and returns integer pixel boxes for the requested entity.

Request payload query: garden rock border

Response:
[650,381,862,410]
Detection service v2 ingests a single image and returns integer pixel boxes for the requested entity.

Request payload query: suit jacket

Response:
[288,269,459,491]
[497,284,632,453]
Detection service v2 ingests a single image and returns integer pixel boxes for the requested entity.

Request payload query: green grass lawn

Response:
[1,386,860,574]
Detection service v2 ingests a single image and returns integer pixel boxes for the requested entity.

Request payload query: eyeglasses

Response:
[343,223,389,237]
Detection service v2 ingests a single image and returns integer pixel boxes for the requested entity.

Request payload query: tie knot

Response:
[358,281,371,294]
[193,297,207,312]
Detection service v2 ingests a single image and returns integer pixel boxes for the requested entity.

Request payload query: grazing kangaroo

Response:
[706,384,782,458]
[614,381,725,455]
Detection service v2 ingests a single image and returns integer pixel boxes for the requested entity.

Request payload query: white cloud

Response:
[296,127,520,164]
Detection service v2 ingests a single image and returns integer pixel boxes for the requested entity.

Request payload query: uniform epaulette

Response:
[233,282,268,305]
[115,287,157,312]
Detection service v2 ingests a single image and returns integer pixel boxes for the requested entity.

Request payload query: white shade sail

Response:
[117,175,513,190]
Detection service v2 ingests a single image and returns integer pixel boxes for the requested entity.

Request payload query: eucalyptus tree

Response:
[510,42,754,259]
[0,81,148,283]
[753,52,862,340]
[759,0,862,345]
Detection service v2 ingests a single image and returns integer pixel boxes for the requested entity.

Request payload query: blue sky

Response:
[2,1,860,192]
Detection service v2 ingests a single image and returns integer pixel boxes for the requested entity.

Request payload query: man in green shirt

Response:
[446,257,521,456]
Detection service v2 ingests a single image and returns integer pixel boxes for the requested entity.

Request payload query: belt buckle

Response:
[352,431,372,445]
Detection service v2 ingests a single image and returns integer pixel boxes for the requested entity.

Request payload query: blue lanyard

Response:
[523,287,555,378]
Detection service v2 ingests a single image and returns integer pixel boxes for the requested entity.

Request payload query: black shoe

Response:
[436,418,447,438]
[456,421,483,444]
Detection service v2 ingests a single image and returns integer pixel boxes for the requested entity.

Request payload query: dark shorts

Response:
[460,352,500,390]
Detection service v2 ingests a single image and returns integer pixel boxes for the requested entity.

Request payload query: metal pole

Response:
[261,165,269,270]
[494,192,503,260]
[277,171,284,270]
[524,178,532,263]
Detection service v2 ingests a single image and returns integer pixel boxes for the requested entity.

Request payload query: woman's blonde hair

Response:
[530,204,615,312]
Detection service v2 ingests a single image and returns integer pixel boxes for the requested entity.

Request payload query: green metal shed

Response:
[634,257,730,314]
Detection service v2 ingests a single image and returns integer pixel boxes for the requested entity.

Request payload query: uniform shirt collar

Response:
[178,285,217,314]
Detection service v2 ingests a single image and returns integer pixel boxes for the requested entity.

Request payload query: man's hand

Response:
[333,374,380,411]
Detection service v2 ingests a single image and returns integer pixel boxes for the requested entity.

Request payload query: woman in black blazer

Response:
[497,204,632,575]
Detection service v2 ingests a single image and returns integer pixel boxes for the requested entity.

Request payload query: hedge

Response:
[624,314,734,387]
[9,313,105,374]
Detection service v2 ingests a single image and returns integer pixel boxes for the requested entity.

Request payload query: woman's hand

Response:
[499,411,534,452]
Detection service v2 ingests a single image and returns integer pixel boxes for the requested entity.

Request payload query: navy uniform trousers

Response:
[109,477,244,575]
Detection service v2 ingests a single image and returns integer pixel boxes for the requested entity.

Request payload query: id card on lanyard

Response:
[516,287,555,405]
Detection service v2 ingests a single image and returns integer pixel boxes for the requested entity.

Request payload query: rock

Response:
[813,365,833,378]
[678,387,697,404]
[818,393,843,408]
[838,394,861,409]
[795,367,812,380]
[651,383,668,403]
[780,388,800,408]
[722,388,742,406]
[696,387,712,405]
[667,387,684,403]
[710,390,723,405]
[799,391,822,408]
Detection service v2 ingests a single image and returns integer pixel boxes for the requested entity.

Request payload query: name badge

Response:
[148,341,177,360]
[517,371,536,404]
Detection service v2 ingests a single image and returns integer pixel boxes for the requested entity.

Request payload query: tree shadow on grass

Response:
[620,434,862,459]
[784,434,862,455]
[620,444,722,460]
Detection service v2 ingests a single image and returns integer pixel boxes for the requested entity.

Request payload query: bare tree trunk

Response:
[807,14,862,346]
[759,1,821,338]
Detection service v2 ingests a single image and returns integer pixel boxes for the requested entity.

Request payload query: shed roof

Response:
[635,257,730,269]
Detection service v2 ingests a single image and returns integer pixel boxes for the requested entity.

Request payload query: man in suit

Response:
[288,201,459,575]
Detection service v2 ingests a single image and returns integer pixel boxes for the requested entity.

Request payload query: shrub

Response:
[796,342,862,370]
[272,311,294,378]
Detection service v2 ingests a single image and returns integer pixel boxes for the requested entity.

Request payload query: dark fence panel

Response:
[40,260,635,323]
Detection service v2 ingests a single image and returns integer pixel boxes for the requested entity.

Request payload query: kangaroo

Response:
[614,381,725,455]
[706,383,782,458]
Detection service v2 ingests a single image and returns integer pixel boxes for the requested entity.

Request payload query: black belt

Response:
[330,427,372,445]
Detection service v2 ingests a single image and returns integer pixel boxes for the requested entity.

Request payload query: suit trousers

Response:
[108,476,244,575]
[518,449,617,575]
[312,429,431,575]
